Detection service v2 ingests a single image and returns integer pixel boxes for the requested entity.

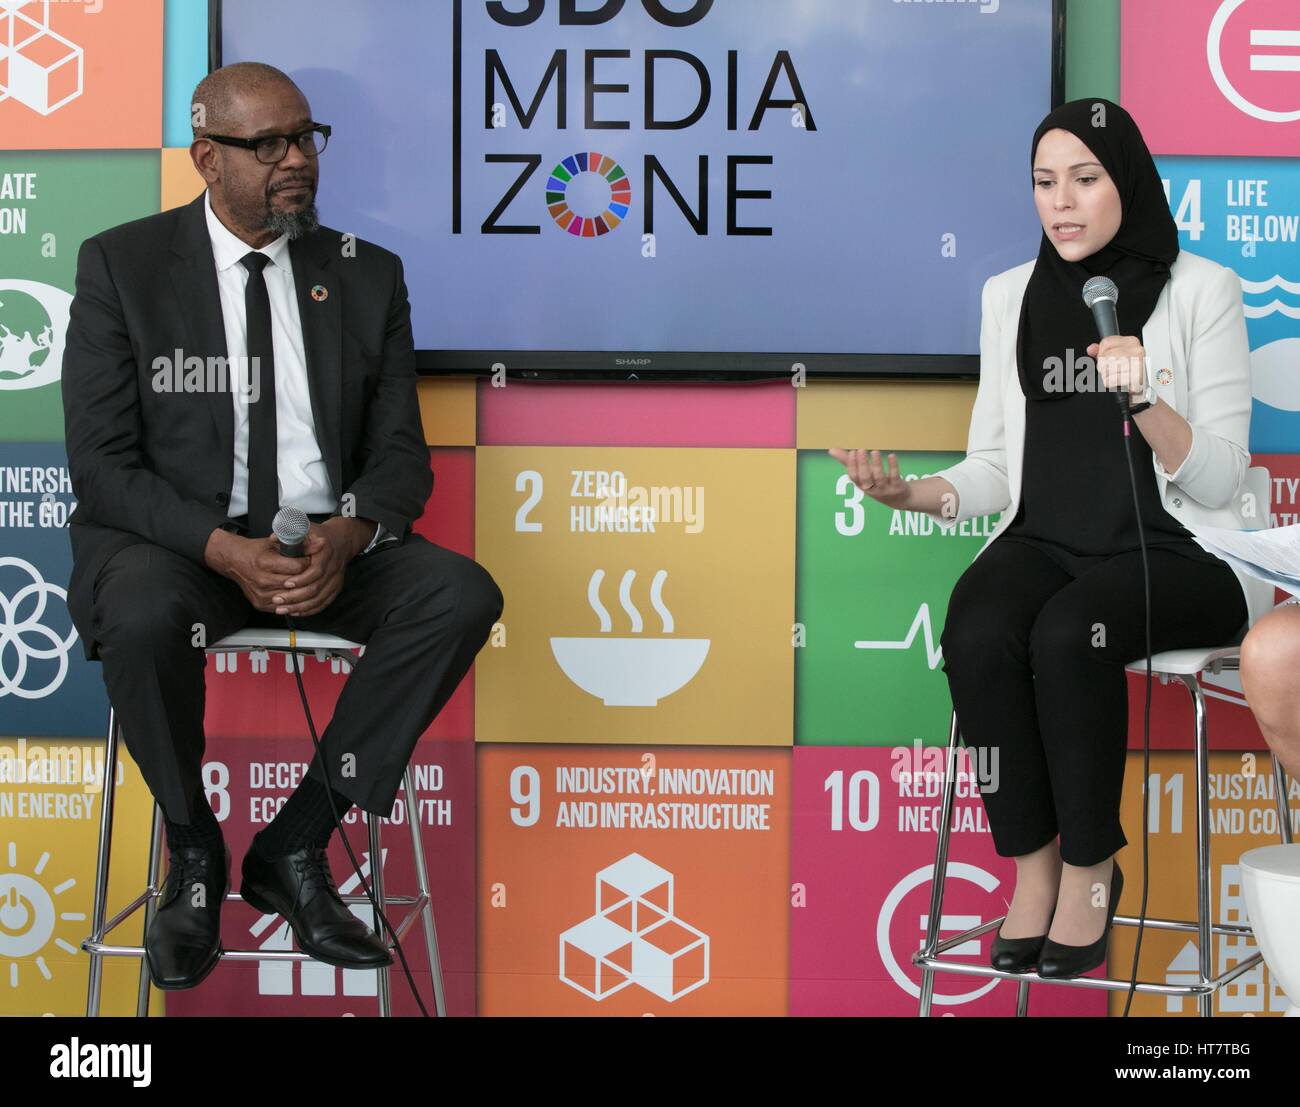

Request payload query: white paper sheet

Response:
[1184,522,1300,600]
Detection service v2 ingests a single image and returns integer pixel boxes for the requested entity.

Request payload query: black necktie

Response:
[240,251,278,537]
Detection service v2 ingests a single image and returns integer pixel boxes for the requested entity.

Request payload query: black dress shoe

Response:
[144,842,230,990]
[240,841,393,969]
[990,921,1051,974]
[1038,861,1125,979]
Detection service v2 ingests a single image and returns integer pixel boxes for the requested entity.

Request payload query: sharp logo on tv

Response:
[468,0,814,238]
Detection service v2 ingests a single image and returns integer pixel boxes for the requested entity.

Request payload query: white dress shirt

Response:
[205,190,334,517]
[204,192,387,551]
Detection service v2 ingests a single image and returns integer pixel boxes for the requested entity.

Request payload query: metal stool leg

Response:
[85,708,120,1017]
[1015,980,1030,1017]
[1183,674,1215,1018]
[918,709,962,1017]
[367,813,392,1017]
[135,800,164,1017]
[403,766,447,1016]
[1272,755,1293,846]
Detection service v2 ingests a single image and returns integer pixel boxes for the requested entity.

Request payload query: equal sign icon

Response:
[1251,29,1300,72]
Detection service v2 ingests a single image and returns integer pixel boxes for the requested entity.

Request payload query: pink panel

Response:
[790,747,1107,1016]
[477,379,795,447]
[1122,0,1300,156]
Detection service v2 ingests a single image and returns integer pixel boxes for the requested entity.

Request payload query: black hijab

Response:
[1017,98,1179,400]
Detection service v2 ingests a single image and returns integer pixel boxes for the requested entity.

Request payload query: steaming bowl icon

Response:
[550,637,710,707]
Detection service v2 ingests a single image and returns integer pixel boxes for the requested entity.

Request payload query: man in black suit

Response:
[62,62,503,990]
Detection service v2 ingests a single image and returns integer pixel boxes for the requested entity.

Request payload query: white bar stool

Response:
[1239,843,1300,1017]
[914,644,1294,1017]
[80,628,447,1017]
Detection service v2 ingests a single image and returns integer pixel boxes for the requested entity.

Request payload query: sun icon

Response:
[0,841,83,990]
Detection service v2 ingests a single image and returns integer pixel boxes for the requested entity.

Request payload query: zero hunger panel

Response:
[220,0,1059,375]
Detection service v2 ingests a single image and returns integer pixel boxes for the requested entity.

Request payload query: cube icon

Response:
[0,0,83,115]
[560,852,711,1002]
[559,915,634,1000]
[597,852,672,934]
[1,0,49,25]
[630,915,709,1001]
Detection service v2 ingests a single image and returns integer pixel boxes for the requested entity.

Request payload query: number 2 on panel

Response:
[516,470,543,532]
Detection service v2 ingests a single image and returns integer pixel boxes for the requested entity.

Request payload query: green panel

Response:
[1065,0,1120,103]
[0,151,161,441]
[795,450,1006,746]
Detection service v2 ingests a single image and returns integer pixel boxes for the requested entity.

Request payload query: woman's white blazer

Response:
[922,248,1274,631]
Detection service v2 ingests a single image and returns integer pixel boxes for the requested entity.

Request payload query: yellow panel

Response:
[0,739,164,1015]
[475,446,795,744]
[797,380,977,452]
[160,148,205,211]
[418,377,477,446]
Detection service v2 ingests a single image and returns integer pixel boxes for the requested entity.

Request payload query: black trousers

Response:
[939,535,1248,867]
[90,533,503,824]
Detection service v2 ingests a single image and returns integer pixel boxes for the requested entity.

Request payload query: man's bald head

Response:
[189,63,321,247]
[191,62,302,138]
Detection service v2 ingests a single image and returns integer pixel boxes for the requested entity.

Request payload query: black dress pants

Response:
[939,535,1248,867]
[90,533,504,824]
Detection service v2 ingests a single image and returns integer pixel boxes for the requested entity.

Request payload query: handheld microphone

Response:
[272,506,310,559]
[1082,275,1128,414]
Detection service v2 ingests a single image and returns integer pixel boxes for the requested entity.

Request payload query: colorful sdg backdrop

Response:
[1,0,1298,1016]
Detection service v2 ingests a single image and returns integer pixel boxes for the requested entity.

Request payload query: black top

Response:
[1001,387,1224,571]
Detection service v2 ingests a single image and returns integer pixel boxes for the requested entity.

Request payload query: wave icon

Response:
[550,569,710,707]
[1240,274,1300,320]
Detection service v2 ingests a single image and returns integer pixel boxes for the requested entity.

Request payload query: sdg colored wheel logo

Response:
[546,152,632,237]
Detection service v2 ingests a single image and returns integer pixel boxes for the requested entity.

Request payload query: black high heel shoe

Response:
[1037,860,1124,979]
[990,922,1051,974]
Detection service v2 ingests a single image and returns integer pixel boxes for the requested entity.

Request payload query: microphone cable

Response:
[1117,403,1151,1019]
[281,613,431,1017]
[1084,276,1152,1016]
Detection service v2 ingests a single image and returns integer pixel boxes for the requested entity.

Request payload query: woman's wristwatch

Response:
[1128,381,1157,415]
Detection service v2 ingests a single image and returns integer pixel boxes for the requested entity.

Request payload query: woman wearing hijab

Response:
[830,98,1266,979]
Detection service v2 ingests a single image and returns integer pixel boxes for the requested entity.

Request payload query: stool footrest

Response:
[913,914,1266,999]
[912,949,1261,997]
[82,898,429,961]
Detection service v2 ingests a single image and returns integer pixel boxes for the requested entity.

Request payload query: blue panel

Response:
[164,0,210,148]
[1155,156,1300,454]
[0,443,108,737]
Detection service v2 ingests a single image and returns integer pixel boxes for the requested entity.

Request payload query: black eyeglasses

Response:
[203,123,331,164]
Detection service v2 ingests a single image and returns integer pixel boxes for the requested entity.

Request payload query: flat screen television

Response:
[216,0,1065,378]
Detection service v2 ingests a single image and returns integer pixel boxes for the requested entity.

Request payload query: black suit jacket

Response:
[61,190,434,659]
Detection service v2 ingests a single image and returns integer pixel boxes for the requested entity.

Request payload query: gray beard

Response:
[264,201,320,241]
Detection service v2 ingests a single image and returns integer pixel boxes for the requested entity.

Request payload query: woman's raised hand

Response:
[827,449,913,510]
